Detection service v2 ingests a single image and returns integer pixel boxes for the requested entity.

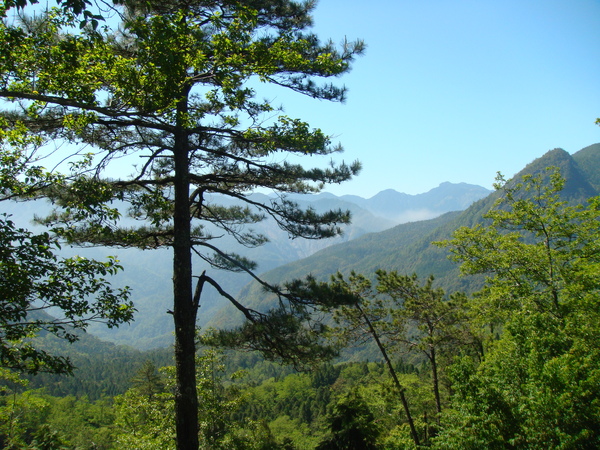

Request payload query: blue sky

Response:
[263,0,600,197]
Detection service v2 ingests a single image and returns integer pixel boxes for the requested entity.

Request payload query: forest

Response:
[3,161,600,449]
[1,0,599,448]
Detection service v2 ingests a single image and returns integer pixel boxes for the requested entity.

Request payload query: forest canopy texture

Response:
[2,167,599,449]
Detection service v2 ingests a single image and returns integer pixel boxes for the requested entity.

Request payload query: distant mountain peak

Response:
[511,146,597,200]
[371,188,407,196]
[573,143,600,193]
[219,144,600,333]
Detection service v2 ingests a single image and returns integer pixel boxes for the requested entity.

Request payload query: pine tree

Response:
[0,2,363,448]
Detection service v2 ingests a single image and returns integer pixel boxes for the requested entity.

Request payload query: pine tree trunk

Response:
[355,303,420,447]
[173,94,199,450]
[431,346,442,422]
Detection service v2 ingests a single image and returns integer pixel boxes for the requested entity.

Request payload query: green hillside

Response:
[572,143,600,191]
[213,144,600,327]
[22,330,173,400]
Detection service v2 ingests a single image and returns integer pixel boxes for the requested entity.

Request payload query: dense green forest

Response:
[3,165,600,449]
[2,350,419,449]
[1,0,599,448]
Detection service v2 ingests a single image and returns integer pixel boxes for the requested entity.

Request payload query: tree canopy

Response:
[434,169,600,448]
[0,90,133,376]
[0,215,133,374]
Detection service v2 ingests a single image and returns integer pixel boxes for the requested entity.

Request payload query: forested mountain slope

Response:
[572,143,600,191]
[23,329,173,399]
[4,183,487,349]
[213,145,600,327]
[100,183,488,348]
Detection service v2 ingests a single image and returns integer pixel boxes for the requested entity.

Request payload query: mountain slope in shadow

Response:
[210,144,600,328]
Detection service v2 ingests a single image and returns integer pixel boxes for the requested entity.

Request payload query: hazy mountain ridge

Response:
[340,182,491,222]
[89,181,490,348]
[5,145,597,350]
[0,179,496,349]
[287,182,491,224]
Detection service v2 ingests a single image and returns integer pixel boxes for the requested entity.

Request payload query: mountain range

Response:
[208,143,600,328]
[77,181,490,348]
[8,144,599,350]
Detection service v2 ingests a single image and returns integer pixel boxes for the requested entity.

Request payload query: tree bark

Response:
[355,303,420,447]
[172,92,199,450]
[430,346,442,425]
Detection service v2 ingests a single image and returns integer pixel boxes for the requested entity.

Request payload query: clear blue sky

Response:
[262,0,600,197]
